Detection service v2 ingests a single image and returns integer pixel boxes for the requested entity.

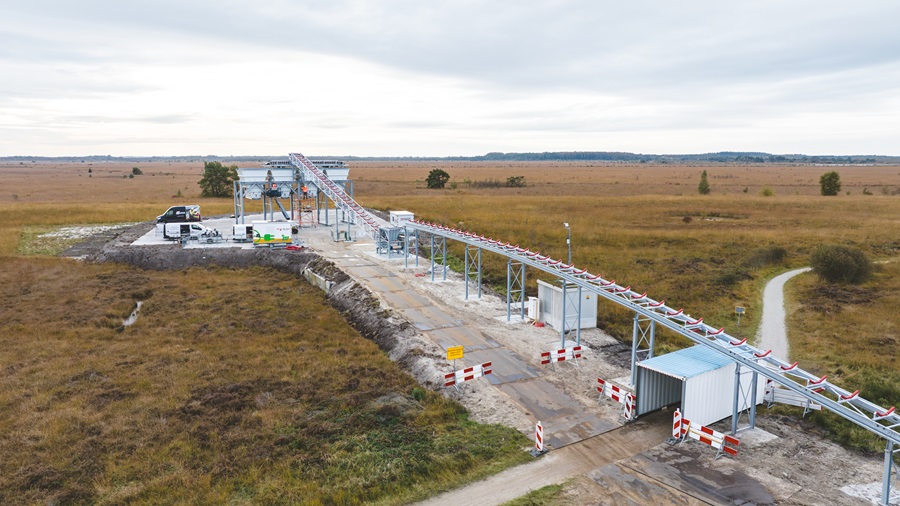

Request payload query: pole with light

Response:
[563,222,571,265]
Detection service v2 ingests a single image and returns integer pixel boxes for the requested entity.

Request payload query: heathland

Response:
[0,159,898,503]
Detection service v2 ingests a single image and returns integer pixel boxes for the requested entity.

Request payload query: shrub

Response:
[744,246,787,268]
[760,187,774,197]
[698,170,711,195]
[820,171,842,196]
[132,167,142,175]
[506,176,526,188]
[425,168,450,189]
[810,244,871,284]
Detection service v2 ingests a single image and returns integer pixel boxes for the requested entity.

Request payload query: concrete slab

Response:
[426,327,500,353]
[498,379,618,447]
[378,289,430,309]
[466,348,541,383]
[586,464,714,505]
[398,306,464,331]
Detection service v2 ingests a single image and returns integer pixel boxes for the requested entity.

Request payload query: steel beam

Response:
[506,258,525,321]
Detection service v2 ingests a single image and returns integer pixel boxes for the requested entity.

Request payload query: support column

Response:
[465,245,482,300]
[430,235,436,282]
[732,363,742,436]
[882,440,894,506]
[649,321,656,359]
[749,371,758,428]
[561,281,568,349]
[576,285,582,346]
[506,259,525,322]
[630,313,639,386]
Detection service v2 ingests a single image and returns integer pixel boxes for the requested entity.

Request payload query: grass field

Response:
[1,158,898,502]
[0,258,530,504]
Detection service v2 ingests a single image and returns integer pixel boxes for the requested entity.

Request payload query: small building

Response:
[536,279,598,330]
[636,345,766,427]
[390,211,414,227]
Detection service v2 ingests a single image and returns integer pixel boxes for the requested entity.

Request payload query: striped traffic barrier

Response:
[540,346,582,365]
[597,377,627,403]
[672,409,684,439]
[531,421,545,456]
[680,418,740,458]
[598,377,638,421]
[624,392,636,421]
[443,362,492,388]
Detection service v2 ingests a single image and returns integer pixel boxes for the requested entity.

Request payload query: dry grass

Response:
[785,261,900,452]
[0,258,530,504]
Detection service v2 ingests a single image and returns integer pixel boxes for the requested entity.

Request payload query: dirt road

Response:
[756,267,811,360]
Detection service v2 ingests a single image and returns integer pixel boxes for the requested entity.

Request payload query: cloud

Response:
[2,1,900,155]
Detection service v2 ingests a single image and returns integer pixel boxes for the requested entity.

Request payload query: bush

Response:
[744,246,787,268]
[810,244,871,284]
[425,168,450,189]
[820,171,842,196]
[760,187,774,197]
[698,170,711,195]
[132,167,142,175]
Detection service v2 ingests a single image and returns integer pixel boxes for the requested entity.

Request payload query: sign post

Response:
[735,306,745,327]
[531,421,545,457]
[447,345,464,372]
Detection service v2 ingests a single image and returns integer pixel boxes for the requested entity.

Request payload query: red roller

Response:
[631,292,647,299]
[840,390,859,401]
[729,337,747,346]
[686,318,703,325]
[754,349,772,358]
[709,327,726,335]
[808,375,827,385]
[648,299,666,307]
[614,285,631,292]
[875,407,896,419]
[781,361,799,371]
[666,309,684,316]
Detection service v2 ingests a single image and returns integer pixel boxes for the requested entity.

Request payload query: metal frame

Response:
[429,233,447,282]
[630,315,656,387]
[465,244,482,300]
[506,259,525,321]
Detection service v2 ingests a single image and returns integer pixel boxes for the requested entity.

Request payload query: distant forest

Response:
[2,151,898,164]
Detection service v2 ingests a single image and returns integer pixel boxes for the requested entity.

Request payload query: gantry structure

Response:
[284,149,898,505]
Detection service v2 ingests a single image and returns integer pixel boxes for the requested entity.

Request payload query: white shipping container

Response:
[536,279,598,330]
[636,346,767,427]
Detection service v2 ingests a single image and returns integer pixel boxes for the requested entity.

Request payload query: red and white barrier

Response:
[597,377,628,403]
[444,362,492,387]
[672,409,683,439]
[534,421,544,453]
[598,377,638,421]
[677,413,740,458]
[624,392,636,421]
[540,346,582,365]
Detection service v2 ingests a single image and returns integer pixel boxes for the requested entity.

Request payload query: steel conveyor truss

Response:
[401,219,900,456]
[288,152,382,239]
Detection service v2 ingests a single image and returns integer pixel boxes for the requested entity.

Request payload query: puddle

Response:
[123,301,143,327]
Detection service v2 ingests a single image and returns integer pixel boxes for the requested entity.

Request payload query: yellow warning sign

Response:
[447,346,464,361]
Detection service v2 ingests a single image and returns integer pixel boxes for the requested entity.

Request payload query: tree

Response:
[506,176,526,187]
[132,167,142,175]
[820,171,842,196]
[425,168,450,189]
[810,244,871,284]
[199,161,238,197]
[698,170,711,195]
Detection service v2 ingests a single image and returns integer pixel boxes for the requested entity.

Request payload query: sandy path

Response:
[415,414,676,506]
[756,267,811,361]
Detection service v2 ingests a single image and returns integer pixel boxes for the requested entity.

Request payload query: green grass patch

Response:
[0,258,530,504]
[501,484,566,506]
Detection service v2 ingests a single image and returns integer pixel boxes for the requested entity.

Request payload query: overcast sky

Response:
[2,1,899,156]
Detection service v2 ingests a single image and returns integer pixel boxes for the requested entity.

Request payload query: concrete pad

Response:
[397,306,464,331]
[498,378,618,447]
[586,464,713,505]
[467,348,541,383]
[426,327,500,352]
[620,452,776,505]
[379,289,430,309]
